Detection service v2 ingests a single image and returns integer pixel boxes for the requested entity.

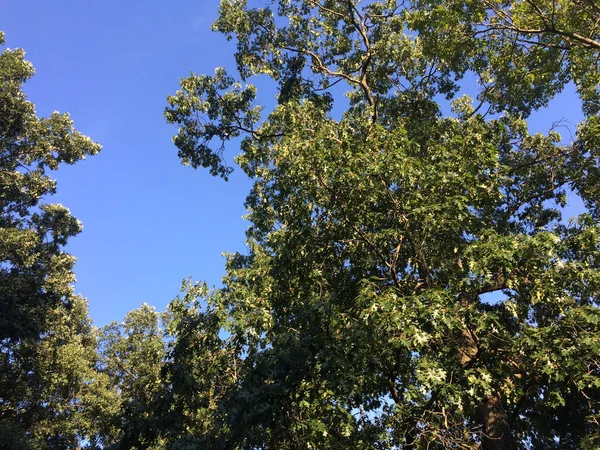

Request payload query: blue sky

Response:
[1,1,584,325]
[1,1,257,325]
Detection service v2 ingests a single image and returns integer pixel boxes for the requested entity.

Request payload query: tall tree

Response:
[96,304,168,449]
[95,287,238,450]
[0,31,107,448]
[158,281,239,449]
[165,1,600,448]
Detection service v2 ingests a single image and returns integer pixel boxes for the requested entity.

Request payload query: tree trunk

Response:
[476,391,518,450]
[459,327,517,449]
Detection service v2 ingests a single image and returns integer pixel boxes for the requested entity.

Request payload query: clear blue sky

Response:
[1,0,257,325]
[1,1,584,325]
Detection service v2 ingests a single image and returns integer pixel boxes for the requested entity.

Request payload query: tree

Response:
[158,280,240,449]
[96,304,168,449]
[94,286,239,450]
[163,1,600,448]
[0,31,107,448]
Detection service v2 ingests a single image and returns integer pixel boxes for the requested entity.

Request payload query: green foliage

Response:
[165,68,262,180]
[412,0,600,116]
[96,304,167,449]
[7,0,600,447]
[0,32,108,448]
[0,31,100,341]
[162,1,600,449]
[157,281,238,448]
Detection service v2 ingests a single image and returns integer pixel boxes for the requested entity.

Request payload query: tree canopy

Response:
[162,0,600,448]
[2,0,600,448]
[0,31,113,449]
